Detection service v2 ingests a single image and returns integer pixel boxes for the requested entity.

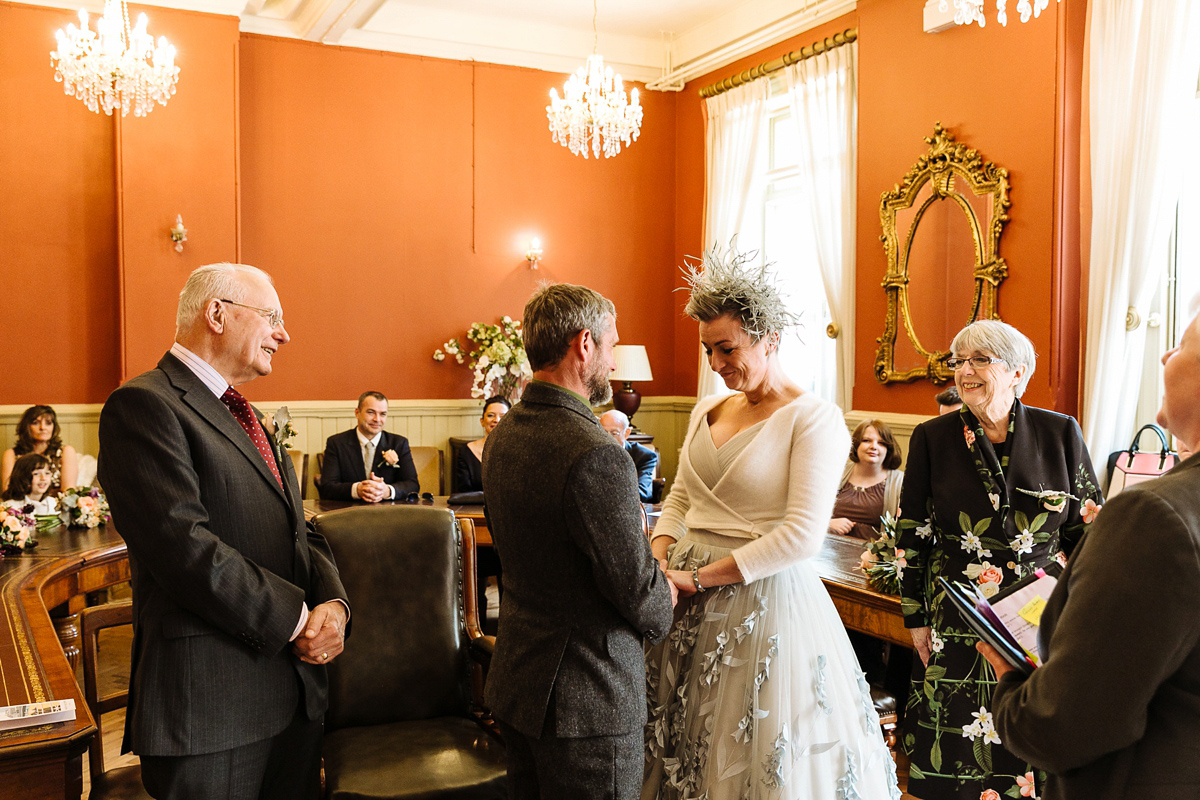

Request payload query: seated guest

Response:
[829,418,904,540]
[1,405,77,494]
[453,395,511,493]
[598,409,658,502]
[1,453,56,512]
[318,391,418,501]
[936,385,962,415]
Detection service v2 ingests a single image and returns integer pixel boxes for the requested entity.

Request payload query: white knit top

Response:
[652,391,850,584]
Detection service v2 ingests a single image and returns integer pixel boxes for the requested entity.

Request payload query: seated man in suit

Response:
[317,391,418,502]
[599,409,658,503]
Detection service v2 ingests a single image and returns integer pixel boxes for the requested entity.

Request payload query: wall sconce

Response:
[610,344,653,427]
[170,215,188,253]
[525,237,543,269]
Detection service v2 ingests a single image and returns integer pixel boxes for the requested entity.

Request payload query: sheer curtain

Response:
[1081,0,1200,466]
[698,80,768,399]
[783,42,858,411]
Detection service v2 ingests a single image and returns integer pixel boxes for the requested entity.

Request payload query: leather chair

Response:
[409,445,445,495]
[314,505,506,800]
[79,599,152,799]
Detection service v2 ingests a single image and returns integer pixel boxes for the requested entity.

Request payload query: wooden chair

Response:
[80,600,152,799]
[314,451,324,488]
[287,449,309,499]
[409,446,444,496]
[314,506,505,800]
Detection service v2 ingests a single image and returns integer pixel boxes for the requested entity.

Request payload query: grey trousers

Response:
[497,719,642,800]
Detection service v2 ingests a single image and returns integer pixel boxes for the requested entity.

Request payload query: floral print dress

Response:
[895,401,1102,800]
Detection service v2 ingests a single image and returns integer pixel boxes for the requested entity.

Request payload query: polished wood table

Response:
[0,523,129,800]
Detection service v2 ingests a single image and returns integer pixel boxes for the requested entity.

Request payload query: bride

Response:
[644,246,900,799]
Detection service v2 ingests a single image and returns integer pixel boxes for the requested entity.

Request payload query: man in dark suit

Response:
[599,409,659,502]
[98,263,349,800]
[316,391,418,501]
[980,298,1200,799]
[482,283,676,800]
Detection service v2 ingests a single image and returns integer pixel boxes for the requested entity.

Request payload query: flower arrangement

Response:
[0,504,37,552]
[433,316,532,400]
[59,487,110,529]
[858,512,908,595]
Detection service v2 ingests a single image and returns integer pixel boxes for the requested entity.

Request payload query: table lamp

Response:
[611,345,653,426]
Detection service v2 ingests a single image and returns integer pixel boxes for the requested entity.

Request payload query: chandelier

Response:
[51,0,179,117]
[942,0,1059,27]
[546,1,642,159]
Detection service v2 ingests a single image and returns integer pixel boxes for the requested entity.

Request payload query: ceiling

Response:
[26,0,855,90]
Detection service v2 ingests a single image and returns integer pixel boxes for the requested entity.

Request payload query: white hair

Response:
[599,409,630,431]
[176,263,273,338]
[950,319,1037,397]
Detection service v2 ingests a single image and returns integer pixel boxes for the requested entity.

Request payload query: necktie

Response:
[363,440,375,478]
[220,387,283,488]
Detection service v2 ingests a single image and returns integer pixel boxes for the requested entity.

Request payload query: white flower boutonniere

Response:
[379,449,400,468]
[264,406,296,450]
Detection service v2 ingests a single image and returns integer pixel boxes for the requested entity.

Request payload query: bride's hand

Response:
[666,569,698,596]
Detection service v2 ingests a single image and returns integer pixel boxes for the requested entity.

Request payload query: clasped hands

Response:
[358,472,391,503]
[293,600,348,665]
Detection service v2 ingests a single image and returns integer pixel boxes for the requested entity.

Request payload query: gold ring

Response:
[321,652,328,661]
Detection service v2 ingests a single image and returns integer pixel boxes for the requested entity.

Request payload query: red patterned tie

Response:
[221,387,283,488]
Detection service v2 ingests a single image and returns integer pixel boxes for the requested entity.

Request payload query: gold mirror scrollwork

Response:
[875,122,1011,384]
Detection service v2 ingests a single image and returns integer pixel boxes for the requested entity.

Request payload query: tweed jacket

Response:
[98,352,348,757]
[317,428,419,500]
[481,381,674,738]
[992,455,1200,799]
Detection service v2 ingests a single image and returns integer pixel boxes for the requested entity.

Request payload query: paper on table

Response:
[987,569,1058,666]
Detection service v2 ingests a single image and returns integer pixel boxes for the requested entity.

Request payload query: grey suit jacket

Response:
[98,352,348,757]
[992,455,1200,799]
[481,381,673,739]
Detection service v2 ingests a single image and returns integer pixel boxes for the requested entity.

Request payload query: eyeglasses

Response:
[220,299,285,329]
[945,355,1006,371]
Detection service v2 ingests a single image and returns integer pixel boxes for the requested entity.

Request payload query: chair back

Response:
[286,449,309,499]
[410,446,445,495]
[316,506,474,732]
[80,600,133,783]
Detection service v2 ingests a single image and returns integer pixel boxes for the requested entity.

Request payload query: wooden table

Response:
[0,522,129,800]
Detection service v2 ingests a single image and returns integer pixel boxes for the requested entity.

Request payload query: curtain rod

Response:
[698,28,858,99]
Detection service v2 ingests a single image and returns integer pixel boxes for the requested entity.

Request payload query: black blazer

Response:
[317,428,418,500]
[482,382,673,739]
[454,444,483,494]
[626,441,659,503]
[97,353,348,757]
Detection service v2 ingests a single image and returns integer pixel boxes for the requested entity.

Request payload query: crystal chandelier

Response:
[941,0,1059,27]
[546,0,642,159]
[50,0,179,117]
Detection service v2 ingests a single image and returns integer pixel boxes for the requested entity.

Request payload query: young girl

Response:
[2,453,56,512]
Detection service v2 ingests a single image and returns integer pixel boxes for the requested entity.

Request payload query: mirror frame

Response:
[875,122,1011,384]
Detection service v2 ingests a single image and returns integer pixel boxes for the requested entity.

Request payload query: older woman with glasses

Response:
[894,320,1103,800]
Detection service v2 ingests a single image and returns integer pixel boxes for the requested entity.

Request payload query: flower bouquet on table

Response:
[859,512,908,595]
[59,487,110,528]
[0,504,38,554]
[433,316,532,401]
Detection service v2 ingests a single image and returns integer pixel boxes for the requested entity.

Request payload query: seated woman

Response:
[453,395,511,493]
[828,418,904,540]
[1,405,77,495]
[1,453,57,514]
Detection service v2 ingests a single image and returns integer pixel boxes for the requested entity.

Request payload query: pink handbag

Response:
[1106,424,1179,499]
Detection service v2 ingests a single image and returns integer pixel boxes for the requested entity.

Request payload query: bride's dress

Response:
[643,402,901,800]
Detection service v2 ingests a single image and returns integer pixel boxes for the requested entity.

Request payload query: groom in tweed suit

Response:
[99,263,349,800]
[483,283,676,799]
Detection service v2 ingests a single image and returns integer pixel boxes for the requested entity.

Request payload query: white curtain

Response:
[1081,0,1200,466]
[783,42,858,411]
[698,80,768,400]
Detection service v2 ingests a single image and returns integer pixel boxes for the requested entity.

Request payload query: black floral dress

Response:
[895,401,1102,800]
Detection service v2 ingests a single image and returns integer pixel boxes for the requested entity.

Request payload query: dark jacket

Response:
[317,428,418,500]
[626,441,659,503]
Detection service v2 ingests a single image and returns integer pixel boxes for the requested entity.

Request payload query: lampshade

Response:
[611,345,653,382]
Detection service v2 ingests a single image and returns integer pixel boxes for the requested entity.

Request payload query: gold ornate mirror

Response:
[875,123,1011,384]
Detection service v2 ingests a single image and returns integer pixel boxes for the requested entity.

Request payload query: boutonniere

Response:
[378,449,400,468]
[263,406,296,450]
[1014,486,1078,513]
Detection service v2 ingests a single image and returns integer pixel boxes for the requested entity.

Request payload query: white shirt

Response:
[352,429,395,501]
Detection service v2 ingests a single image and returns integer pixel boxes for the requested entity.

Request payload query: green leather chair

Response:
[315,505,506,800]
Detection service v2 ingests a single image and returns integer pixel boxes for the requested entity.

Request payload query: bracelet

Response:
[692,567,706,593]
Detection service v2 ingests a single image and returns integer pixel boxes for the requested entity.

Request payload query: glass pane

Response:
[769,112,798,172]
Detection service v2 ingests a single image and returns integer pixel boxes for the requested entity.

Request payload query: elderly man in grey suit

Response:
[482,283,676,800]
[99,263,349,800]
[978,295,1200,799]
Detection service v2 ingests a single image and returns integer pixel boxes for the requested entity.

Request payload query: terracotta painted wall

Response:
[238,37,679,403]
[0,1,120,403]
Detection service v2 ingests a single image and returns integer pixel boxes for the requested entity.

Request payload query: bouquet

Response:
[0,504,37,552]
[859,512,907,595]
[60,487,110,529]
[433,316,532,400]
